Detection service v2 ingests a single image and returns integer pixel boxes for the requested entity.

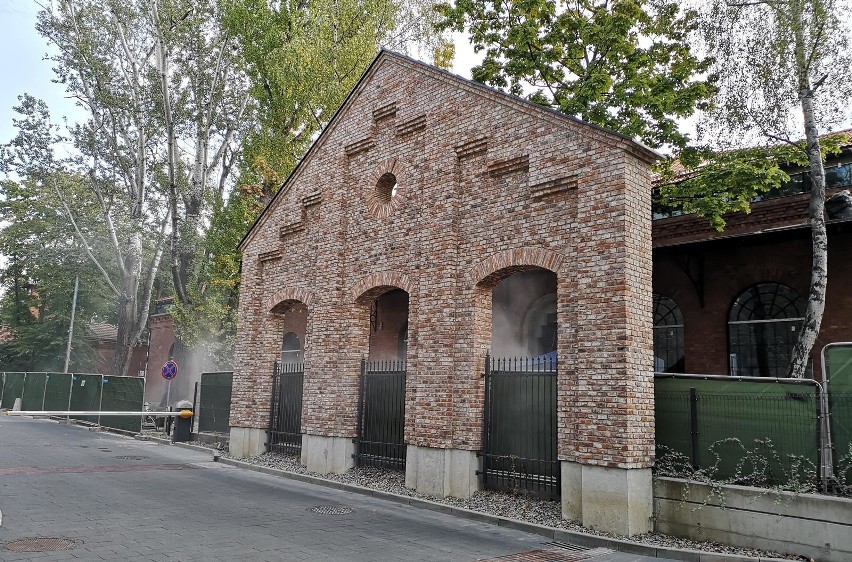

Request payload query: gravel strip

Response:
[227,452,807,560]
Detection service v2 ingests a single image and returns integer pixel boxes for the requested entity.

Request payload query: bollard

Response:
[172,399,194,443]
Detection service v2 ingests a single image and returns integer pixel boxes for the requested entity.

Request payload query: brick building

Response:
[652,143,852,378]
[231,50,658,535]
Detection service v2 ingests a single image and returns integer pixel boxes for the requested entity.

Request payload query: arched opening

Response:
[268,299,309,455]
[367,288,409,361]
[653,294,685,373]
[481,267,558,498]
[728,283,806,377]
[280,332,301,365]
[491,269,557,359]
[354,286,409,469]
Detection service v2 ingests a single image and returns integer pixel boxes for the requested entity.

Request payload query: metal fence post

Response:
[193,381,199,434]
[689,387,700,469]
[266,362,278,452]
[20,372,27,409]
[97,375,105,428]
[354,358,367,465]
[0,373,5,407]
[66,374,74,422]
[41,374,48,410]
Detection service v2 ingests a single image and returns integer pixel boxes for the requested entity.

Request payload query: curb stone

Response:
[215,456,792,562]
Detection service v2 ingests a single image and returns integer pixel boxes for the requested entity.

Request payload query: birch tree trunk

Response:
[786,14,828,378]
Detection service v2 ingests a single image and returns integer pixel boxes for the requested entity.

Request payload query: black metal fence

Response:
[198,372,233,434]
[481,355,559,499]
[268,362,304,455]
[355,359,406,469]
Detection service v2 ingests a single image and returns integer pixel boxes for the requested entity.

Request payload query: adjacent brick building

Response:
[231,50,658,535]
[652,144,852,378]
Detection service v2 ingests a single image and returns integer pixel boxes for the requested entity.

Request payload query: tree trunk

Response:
[786,24,828,378]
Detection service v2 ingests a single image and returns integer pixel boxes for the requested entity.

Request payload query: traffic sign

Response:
[161,360,178,380]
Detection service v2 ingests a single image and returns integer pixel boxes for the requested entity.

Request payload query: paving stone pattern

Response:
[0,418,660,562]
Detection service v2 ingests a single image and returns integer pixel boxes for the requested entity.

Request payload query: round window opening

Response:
[376,172,399,202]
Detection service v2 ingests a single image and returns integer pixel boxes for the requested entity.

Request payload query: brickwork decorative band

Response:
[530,176,578,199]
[258,249,282,262]
[344,137,375,156]
[455,136,488,159]
[488,155,530,177]
[372,102,398,121]
[396,114,427,137]
[279,221,305,238]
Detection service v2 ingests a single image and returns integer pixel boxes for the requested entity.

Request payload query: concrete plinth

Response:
[229,427,266,458]
[561,462,652,536]
[301,434,356,474]
[405,445,481,499]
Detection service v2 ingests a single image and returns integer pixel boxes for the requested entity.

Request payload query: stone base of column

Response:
[301,434,356,474]
[561,461,653,536]
[405,445,481,499]
[228,427,266,458]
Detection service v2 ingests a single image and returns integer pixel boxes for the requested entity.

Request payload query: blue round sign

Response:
[161,360,178,380]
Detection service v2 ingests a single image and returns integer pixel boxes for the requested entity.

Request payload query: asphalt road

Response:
[0,417,660,562]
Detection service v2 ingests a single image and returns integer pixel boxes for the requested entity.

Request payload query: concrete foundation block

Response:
[301,434,355,474]
[228,427,266,458]
[405,445,481,499]
[561,461,652,536]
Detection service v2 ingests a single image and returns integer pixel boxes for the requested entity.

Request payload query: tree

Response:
[437,0,717,149]
[33,2,171,376]
[0,98,115,372]
[172,0,450,364]
[28,0,251,375]
[683,0,852,377]
[150,0,248,308]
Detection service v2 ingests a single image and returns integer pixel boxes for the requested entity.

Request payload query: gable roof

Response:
[238,49,661,252]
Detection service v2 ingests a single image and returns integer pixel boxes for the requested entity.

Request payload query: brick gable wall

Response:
[232,53,655,469]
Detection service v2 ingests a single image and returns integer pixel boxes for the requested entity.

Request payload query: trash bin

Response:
[172,399,194,443]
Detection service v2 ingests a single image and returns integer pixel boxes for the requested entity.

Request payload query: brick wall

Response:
[232,52,657,469]
[653,224,852,378]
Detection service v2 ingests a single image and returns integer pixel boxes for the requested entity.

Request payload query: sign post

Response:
[161,359,178,408]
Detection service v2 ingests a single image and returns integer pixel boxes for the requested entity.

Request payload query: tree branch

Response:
[52,179,120,297]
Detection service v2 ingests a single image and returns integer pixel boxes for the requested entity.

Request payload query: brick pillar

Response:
[560,152,655,536]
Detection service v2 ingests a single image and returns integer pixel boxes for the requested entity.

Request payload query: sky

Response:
[0,1,483,147]
[0,0,81,145]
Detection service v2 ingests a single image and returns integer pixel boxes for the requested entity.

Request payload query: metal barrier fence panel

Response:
[1,372,26,409]
[100,376,144,432]
[481,356,559,499]
[44,373,74,411]
[655,376,821,485]
[22,373,49,411]
[198,372,233,434]
[268,363,304,455]
[69,374,103,424]
[824,345,852,480]
[356,359,406,470]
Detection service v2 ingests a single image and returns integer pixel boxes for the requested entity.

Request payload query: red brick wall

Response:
[653,226,852,379]
[233,52,656,469]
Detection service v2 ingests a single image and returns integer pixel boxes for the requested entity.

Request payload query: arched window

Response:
[728,283,805,377]
[280,332,301,365]
[653,294,685,373]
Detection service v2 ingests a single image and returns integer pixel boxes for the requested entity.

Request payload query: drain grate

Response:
[542,541,590,552]
[476,550,589,562]
[5,538,78,552]
[115,456,149,460]
[308,505,354,515]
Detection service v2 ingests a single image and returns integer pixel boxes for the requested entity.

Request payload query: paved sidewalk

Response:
[0,417,661,562]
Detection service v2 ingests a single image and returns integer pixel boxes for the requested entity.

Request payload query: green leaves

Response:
[439,0,716,150]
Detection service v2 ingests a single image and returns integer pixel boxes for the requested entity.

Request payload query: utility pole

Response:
[63,275,79,373]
